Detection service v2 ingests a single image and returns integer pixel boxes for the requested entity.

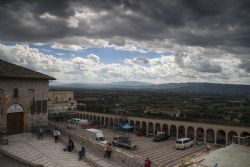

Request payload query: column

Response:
[176,126,179,139]
[214,132,217,145]
[152,124,155,136]
[204,129,207,144]
[225,132,228,145]
[168,126,171,136]
[194,128,197,142]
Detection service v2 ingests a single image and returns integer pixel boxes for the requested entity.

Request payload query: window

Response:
[42,100,47,113]
[14,88,18,98]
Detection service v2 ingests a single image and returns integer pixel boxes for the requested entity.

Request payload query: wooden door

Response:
[7,112,23,134]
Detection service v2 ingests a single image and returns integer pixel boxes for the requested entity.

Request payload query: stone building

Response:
[0,59,55,134]
[48,90,77,115]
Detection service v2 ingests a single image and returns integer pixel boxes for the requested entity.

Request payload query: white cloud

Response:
[0,43,250,84]
[51,43,84,51]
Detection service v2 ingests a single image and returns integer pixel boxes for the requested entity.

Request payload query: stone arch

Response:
[135,121,140,131]
[162,124,168,134]
[187,126,194,139]
[130,120,134,126]
[125,119,129,123]
[206,129,215,143]
[119,118,123,125]
[216,130,226,145]
[114,118,119,128]
[141,121,147,135]
[97,116,100,125]
[7,103,24,134]
[110,118,113,128]
[93,116,97,122]
[148,122,154,134]
[240,132,250,137]
[228,131,237,144]
[178,125,185,138]
[101,117,104,126]
[196,127,204,141]
[155,123,161,134]
[240,132,250,145]
[129,120,135,131]
[105,117,109,127]
[170,125,177,138]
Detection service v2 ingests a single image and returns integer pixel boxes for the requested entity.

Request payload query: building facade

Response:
[48,90,77,115]
[0,59,55,134]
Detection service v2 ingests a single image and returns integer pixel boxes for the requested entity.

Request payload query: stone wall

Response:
[0,78,49,133]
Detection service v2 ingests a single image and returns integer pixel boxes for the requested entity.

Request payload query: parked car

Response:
[175,138,194,150]
[153,133,170,142]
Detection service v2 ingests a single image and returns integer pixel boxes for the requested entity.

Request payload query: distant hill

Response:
[50,81,250,95]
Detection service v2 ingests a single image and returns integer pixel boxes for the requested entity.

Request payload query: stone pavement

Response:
[0,133,117,167]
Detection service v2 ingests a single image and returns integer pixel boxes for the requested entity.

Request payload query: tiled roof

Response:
[0,59,56,80]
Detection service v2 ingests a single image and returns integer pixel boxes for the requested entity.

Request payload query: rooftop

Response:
[0,59,55,80]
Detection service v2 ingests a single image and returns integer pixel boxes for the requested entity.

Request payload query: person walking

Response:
[104,143,109,159]
[78,146,86,160]
[206,143,211,154]
[38,126,43,140]
[145,157,151,167]
[107,143,112,159]
[53,129,61,143]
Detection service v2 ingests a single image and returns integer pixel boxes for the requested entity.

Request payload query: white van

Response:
[85,128,107,144]
[175,138,194,150]
[69,118,88,125]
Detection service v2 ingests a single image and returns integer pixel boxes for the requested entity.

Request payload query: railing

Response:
[0,130,8,145]
[232,135,250,145]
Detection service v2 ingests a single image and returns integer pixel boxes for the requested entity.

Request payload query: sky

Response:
[0,0,250,84]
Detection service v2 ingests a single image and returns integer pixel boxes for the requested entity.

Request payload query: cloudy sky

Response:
[0,0,250,84]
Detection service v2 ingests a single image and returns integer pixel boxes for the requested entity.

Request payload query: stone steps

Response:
[0,134,91,167]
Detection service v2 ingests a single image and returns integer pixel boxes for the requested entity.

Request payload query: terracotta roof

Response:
[0,59,56,80]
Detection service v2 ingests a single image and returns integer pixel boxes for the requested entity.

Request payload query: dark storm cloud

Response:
[0,0,250,50]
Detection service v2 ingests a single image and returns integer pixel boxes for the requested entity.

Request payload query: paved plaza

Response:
[58,122,207,167]
[101,128,206,167]
[0,133,92,167]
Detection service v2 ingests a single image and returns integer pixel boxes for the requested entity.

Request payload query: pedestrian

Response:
[145,157,151,167]
[107,143,112,159]
[206,143,210,154]
[214,163,218,167]
[38,126,43,140]
[53,129,61,143]
[104,143,109,159]
[78,146,85,160]
[63,138,74,152]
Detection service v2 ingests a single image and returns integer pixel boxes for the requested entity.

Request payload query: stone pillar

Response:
[185,127,188,138]
[152,123,155,136]
[168,127,171,136]
[214,132,217,145]
[225,132,228,145]
[176,126,179,139]
[204,129,207,144]
[194,128,197,142]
